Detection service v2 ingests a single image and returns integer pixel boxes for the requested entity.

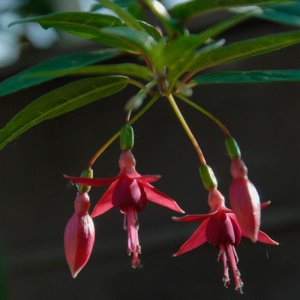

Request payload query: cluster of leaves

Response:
[1,0,300,150]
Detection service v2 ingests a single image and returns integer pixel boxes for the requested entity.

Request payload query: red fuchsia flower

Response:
[65,149,184,268]
[229,158,262,242]
[173,188,278,294]
[64,192,95,278]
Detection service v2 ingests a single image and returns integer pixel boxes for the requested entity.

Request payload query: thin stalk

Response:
[166,93,206,165]
[127,78,155,96]
[87,94,160,168]
[175,93,231,137]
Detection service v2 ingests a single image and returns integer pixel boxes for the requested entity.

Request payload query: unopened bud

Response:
[225,136,241,159]
[78,168,93,193]
[120,124,134,151]
[199,164,218,191]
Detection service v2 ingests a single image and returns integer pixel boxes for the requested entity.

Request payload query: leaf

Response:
[10,12,156,54]
[192,69,300,84]
[35,63,153,81]
[189,30,300,74]
[99,0,144,31]
[0,49,121,97]
[164,13,250,86]
[138,20,163,41]
[10,12,123,29]
[0,76,129,150]
[170,0,289,21]
[231,1,300,27]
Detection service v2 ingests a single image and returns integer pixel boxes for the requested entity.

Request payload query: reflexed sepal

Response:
[199,164,218,191]
[120,124,134,151]
[225,136,241,159]
[78,168,93,193]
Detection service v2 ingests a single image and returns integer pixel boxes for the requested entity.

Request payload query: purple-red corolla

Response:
[229,158,261,242]
[173,188,278,293]
[65,150,184,268]
[64,192,95,278]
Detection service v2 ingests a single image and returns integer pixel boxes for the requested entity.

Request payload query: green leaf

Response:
[192,69,300,84]
[189,30,300,74]
[36,63,153,80]
[0,49,120,97]
[164,13,250,86]
[10,12,123,29]
[10,12,156,54]
[231,1,300,27]
[170,0,289,21]
[0,76,129,150]
[99,0,144,31]
[138,20,163,41]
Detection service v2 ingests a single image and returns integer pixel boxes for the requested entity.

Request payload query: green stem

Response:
[87,94,160,167]
[166,93,206,165]
[127,78,155,96]
[175,93,231,137]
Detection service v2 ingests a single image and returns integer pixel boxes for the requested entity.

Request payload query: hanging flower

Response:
[229,158,262,242]
[173,188,278,293]
[65,150,184,268]
[64,192,95,278]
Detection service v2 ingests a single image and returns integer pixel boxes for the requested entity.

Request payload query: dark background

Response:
[0,4,300,300]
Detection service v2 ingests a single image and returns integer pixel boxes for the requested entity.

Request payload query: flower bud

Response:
[229,159,260,242]
[64,193,95,278]
[225,136,241,159]
[199,164,218,191]
[78,168,93,193]
[120,124,134,151]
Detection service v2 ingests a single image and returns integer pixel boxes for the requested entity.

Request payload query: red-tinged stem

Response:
[175,93,231,137]
[87,94,160,168]
[166,93,206,165]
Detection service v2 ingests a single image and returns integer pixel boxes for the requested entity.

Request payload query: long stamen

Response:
[126,207,142,269]
[219,244,230,288]
[227,244,243,294]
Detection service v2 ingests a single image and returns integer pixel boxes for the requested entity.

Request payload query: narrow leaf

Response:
[99,0,144,31]
[34,63,153,81]
[0,76,129,150]
[189,30,300,73]
[170,0,289,21]
[10,13,156,54]
[0,49,120,97]
[165,13,250,85]
[192,70,300,84]
[231,2,300,27]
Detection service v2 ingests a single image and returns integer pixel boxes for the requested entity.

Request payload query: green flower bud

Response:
[225,136,241,159]
[78,168,93,193]
[120,124,134,151]
[199,164,218,191]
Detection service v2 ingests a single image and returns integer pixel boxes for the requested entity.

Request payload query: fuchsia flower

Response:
[229,158,261,242]
[173,188,278,293]
[64,192,95,278]
[65,150,184,268]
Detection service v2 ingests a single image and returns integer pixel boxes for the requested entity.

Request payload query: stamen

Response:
[126,207,142,269]
[227,244,244,294]
[219,245,230,288]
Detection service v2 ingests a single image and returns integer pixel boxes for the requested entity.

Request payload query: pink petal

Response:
[91,181,118,218]
[257,230,279,246]
[138,175,161,183]
[143,185,185,213]
[64,175,116,187]
[261,201,271,209]
[172,211,217,223]
[173,219,209,256]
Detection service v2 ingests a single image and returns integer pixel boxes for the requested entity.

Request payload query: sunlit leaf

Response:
[99,0,144,30]
[192,69,300,84]
[189,30,300,74]
[10,12,156,54]
[170,0,289,21]
[0,49,120,97]
[34,63,153,81]
[0,76,129,150]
